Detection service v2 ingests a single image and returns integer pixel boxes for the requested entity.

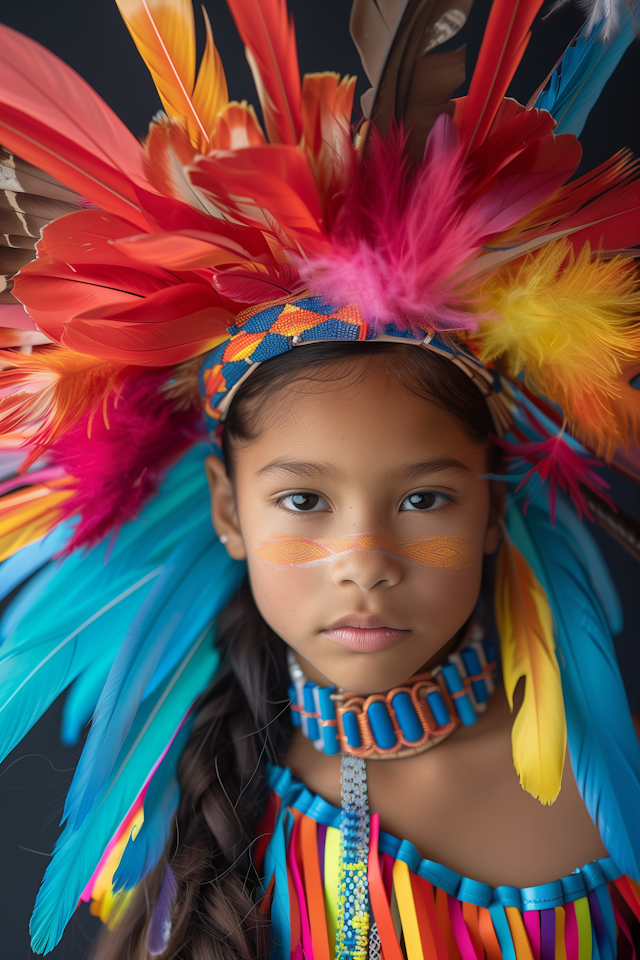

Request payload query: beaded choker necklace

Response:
[287,628,498,760]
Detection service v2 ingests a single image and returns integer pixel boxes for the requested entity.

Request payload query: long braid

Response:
[92,581,291,960]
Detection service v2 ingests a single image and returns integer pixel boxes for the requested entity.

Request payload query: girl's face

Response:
[207,366,502,693]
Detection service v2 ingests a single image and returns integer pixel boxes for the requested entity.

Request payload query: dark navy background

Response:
[0,1,638,956]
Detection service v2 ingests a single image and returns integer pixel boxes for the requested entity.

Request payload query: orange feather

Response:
[211,101,266,150]
[115,0,228,152]
[0,348,130,467]
[300,73,356,225]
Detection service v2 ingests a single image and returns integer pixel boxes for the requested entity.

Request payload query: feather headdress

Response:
[0,0,639,951]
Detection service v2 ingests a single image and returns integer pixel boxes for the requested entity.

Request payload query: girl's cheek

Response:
[247,558,322,632]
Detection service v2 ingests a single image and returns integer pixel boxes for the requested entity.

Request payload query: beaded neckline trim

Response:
[287,630,499,759]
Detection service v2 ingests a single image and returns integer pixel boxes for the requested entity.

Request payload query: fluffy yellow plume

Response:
[472,240,640,459]
[495,539,566,805]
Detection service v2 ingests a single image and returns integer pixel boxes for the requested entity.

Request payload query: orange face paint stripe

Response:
[257,533,475,569]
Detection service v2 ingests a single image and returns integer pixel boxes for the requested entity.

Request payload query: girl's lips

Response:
[321,626,410,653]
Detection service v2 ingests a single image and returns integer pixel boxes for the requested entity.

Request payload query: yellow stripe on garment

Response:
[393,859,425,960]
[0,483,72,561]
[574,898,592,960]
[505,906,535,960]
[324,826,340,959]
[555,907,567,960]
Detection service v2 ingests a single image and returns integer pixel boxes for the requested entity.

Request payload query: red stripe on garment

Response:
[463,901,485,960]
[411,872,449,960]
[369,814,404,960]
[614,878,640,924]
[300,815,330,960]
[254,792,281,873]
[436,888,462,960]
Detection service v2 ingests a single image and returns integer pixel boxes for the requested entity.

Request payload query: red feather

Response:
[225,0,303,145]
[213,262,302,303]
[0,24,150,229]
[458,0,546,152]
[63,284,232,366]
[189,145,323,248]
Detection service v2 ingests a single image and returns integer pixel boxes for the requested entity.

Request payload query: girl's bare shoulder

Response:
[287,687,608,889]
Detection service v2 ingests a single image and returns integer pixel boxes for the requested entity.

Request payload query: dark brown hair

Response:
[93,342,499,960]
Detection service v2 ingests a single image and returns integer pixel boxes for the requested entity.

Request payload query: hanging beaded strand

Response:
[335,755,371,960]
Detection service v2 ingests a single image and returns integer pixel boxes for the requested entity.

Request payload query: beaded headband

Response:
[198,292,514,438]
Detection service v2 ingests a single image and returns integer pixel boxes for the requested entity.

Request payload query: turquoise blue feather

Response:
[507,493,640,879]
[29,630,220,955]
[0,521,73,609]
[535,5,639,137]
[0,445,230,764]
[61,642,123,747]
[62,533,244,830]
[113,720,192,891]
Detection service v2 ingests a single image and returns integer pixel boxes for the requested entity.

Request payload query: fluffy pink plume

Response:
[52,371,203,552]
[299,115,570,331]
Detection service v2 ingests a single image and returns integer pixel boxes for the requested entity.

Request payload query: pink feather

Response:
[495,432,615,524]
[52,371,203,552]
[299,115,576,332]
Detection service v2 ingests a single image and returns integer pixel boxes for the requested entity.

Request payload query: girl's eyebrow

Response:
[256,458,337,480]
[256,456,470,482]
[402,458,471,481]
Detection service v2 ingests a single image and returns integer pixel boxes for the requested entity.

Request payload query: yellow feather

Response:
[472,239,640,459]
[495,539,567,804]
[115,0,228,152]
[192,6,228,141]
[0,482,73,562]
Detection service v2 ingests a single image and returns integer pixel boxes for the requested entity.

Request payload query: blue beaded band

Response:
[288,634,499,759]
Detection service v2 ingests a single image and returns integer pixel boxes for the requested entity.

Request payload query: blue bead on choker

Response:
[287,630,498,759]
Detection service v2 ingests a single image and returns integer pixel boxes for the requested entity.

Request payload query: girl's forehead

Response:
[235,376,486,478]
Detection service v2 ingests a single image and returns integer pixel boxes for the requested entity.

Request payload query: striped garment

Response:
[256,767,640,960]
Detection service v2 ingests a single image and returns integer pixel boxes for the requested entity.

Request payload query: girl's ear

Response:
[205,455,247,560]
[484,480,506,555]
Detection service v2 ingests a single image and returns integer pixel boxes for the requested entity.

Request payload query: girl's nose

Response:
[330,548,403,590]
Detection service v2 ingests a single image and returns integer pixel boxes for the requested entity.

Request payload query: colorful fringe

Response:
[258,766,640,960]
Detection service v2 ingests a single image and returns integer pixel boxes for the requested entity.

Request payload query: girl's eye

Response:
[280,493,330,513]
[401,491,450,511]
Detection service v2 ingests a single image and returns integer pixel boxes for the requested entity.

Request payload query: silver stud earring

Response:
[219,534,228,544]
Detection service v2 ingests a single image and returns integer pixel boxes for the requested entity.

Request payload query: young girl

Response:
[1,0,640,958]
